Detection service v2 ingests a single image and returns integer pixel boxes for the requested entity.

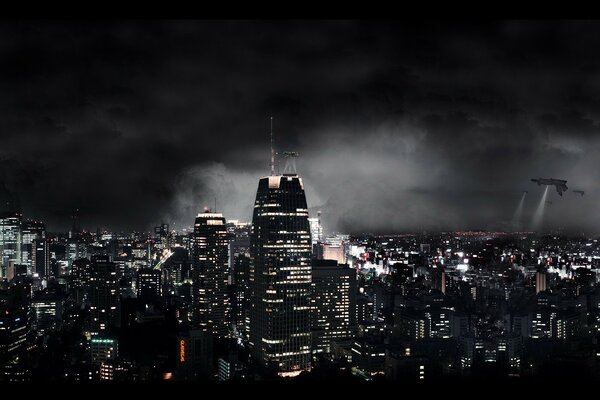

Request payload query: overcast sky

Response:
[2,20,600,233]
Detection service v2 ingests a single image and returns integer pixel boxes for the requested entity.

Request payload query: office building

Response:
[0,212,22,276]
[310,259,357,354]
[154,223,170,250]
[136,268,162,303]
[32,238,50,277]
[20,220,45,271]
[89,255,120,335]
[249,172,312,375]
[31,293,64,336]
[191,211,230,337]
[91,337,118,367]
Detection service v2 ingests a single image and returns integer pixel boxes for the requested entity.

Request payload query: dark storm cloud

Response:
[2,20,600,233]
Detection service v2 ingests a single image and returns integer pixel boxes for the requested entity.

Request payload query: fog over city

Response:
[2,21,600,232]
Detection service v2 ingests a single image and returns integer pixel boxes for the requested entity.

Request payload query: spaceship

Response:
[531,178,568,196]
[573,190,584,196]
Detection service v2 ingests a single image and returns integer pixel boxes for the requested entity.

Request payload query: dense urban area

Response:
[2,171,600,383]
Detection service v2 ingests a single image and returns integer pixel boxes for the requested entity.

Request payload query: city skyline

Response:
[4,19,600,385]
[3,21,600,233]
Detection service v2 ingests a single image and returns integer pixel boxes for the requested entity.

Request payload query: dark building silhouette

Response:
[70,258,91,304]
[89,255,120,335]
[233,253,251,340]
[136,268,162,303]
[0,283,31,358]
[176,329,214,380]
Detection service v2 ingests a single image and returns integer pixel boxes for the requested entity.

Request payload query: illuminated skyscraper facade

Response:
[0,212,23,277]
[32,238,50,277]
[311,260,357,354]
[21,220,45,271]
[89,255,120,335]
[249,174,312,375]
[191,212,230,337]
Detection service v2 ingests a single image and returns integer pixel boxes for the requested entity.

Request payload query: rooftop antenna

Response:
[270,116,275,176]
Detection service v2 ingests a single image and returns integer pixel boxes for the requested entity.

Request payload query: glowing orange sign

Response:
[179,339,186,363]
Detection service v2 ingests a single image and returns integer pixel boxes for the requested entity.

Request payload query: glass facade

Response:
[192,212,230,337]
[249,174,312,375]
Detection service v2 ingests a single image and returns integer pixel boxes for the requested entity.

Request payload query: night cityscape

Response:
[3,20,600,387]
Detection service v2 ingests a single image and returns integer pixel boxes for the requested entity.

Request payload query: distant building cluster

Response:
[4,173,600,383]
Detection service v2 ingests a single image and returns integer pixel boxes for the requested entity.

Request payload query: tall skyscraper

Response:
[89,255,120,335]
[20,220,45,271]
[249,172,312,375]
[233,253,251,340]
[310,260,357,354]
[0,212,23,277]
[191,211,230,337]
[32,238,50,277]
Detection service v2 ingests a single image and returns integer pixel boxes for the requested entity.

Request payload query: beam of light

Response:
[511,192,527,231]
[531,186,549,231]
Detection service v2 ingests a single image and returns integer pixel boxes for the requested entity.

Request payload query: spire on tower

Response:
[270,116,275,176]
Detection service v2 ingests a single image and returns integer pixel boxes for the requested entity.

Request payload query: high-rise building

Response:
[67,240,87,263]
[154,223,170,250]
[31,293,64,336]
[32,238,50,277]
[227,221,251,272]
[536,270,547,294]
[191,212,230,337]
[20,220,45,271]
[0,212,23,277]
[0,283,31,358]
[249,173,312,376]
[233,253,251,339]
[136,268,162,303]
[70,208,81,240]
[228,222,251,338]
[70,258,92,304]
[89,255,120,335]
[310,260,357,354]
[90,337,118,367]
[357,292,375,325]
